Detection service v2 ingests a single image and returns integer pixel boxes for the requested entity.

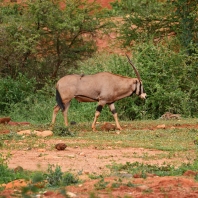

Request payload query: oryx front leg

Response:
[109,103,122,130]
[92,104,103,131]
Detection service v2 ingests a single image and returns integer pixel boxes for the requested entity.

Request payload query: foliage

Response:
[132,41,198,118]
[169,0,198,54]
[45,164,78,187]
[0,153,28,185]
[0,74,36,113]
[1,47,197,123]
[0,0,112,81]
[52,126,76,137]
[111,0,174,46]
[94,178,109,190]
[71,48,198,119]
[111,0,197,53]
[0,0,197,122]
[110,159,198,178]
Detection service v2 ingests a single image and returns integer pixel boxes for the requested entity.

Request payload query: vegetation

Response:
[0,0,197,122]
[0,118,198,195]
[0,1,197,196]
[0,0,112,80]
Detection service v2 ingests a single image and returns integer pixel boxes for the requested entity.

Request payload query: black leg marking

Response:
[111,109,117,114]
[96,105,103,112]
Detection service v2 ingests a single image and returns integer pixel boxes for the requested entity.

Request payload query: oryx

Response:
[51,55,146,130]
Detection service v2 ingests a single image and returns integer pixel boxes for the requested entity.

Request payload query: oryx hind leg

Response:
[51,105,61,128]
[108,103,122,130]
[62,101,71,126]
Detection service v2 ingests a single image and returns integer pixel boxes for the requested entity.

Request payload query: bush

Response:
[0,153,28,184]
[0,42,197,124]
[0,74,36,113]
[45,164,78,187]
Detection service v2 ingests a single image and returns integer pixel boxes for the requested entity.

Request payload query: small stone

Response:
[79,152,86,157]
[17,130,31,135]
[14,166,23,172]
[5,179,29,189]
[70,121,77,125]
[156,124,166,129]
[136,185,150,191]
[116,131,120,135]
[0,117,11,124]
[39,130,53,137]
[66,191,77,198]
[101,122,116,131]
[55,143,67,150]
[38,149,46,152]
[183,170,198,177]
[0,129,10,134]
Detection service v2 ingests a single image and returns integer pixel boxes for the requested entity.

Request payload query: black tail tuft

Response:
[56,89,65,111]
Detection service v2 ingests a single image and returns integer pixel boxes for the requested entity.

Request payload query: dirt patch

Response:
[1,122,198,197]
[2,148,198,198]
[4,147,172,174]
[66,176,198,198]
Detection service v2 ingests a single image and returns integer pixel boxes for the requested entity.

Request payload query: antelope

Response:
[51,55,146,130]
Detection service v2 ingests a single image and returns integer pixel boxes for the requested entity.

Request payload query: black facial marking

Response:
[139,83,142,95]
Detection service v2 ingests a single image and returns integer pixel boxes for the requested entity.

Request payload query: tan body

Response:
[51,72,146,130]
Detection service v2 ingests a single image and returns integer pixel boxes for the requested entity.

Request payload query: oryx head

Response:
[126,54,147,100]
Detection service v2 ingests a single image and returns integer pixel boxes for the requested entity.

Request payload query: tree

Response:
[169,0,198,55]
[111,0,175,46]
[112,0,197,53]
[0,0,112,82]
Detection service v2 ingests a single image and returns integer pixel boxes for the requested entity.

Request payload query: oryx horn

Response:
[126,54,141,81]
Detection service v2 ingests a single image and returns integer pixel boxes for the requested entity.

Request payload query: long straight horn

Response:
[126,54,141,81]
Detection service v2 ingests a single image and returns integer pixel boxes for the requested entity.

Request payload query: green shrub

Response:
[110,159,198,178]
[1,42,197,123]
[0,74,36,113]
[0,153,28,184]
[45,164,78,187]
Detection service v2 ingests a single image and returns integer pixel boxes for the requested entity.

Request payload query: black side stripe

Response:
[139,83,142,95]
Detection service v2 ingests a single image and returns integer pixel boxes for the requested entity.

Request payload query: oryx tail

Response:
[56,89,65,111]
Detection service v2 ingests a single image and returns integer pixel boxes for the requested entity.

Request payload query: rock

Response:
[79,152,86,156]
[43,191,65,197]
[156,124,166,129]
[183,170,198,177]
[136,185,150,191]
[133,173,142,178]
[55,143,67,150]
[35,130,53,137]
[0,117,11,124]
[37,149,46,152]
[14,166,23,172]
[66,191,77,198]
[17,130,53,137]
[17,130,31,135]
[160,112,181,120]
[70,121,77,125]
[5,179,29,189]
[0,129,10,134]
[101,122,116,131]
